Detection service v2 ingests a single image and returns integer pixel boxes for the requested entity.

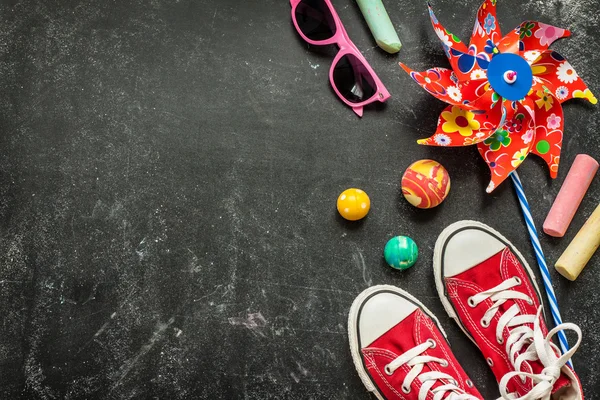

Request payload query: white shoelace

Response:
[469,277,582,400]
[384,339,479,400]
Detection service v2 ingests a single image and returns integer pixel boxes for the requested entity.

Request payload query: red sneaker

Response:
[434,221,583,399]
[348,285,483,400]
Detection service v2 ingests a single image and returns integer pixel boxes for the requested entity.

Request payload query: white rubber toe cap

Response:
[357,289,418,348]
[438,221,506,278]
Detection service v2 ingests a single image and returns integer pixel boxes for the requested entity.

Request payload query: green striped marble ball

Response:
[384,236,418,270]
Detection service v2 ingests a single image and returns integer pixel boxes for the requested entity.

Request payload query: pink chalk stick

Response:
[543,154,599,237]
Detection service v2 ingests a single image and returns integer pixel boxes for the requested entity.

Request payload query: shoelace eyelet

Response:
[402,384,411,394]
[497,336,504,344]
[481,318,490,328]
[515,277,522,285]
[426,339,437,349]
[527,298,534,306]
[466,379,474,388]
[384,365,393,376]
[467,297,476,307]
[440,360,449,367]
[487,357,494,367]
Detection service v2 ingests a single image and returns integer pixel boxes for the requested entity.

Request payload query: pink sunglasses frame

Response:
[290,0,391,117]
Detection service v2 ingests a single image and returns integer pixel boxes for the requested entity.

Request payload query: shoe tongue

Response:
[459,248,506,289]
[370,310,430,367]
[466,249,535,325]
[369,310,461,399]
[552,374,571,394]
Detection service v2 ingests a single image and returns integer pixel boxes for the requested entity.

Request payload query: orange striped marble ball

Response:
[401,160,451,209]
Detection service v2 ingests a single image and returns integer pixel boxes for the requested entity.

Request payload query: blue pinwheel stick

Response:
[510,172,572,368]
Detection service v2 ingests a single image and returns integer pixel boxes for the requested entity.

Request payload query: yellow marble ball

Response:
[401,159,451,209]
[337,188,370,221]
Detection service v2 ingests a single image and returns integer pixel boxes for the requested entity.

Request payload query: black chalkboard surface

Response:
[1,0,598,398]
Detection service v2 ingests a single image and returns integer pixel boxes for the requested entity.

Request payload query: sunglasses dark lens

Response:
[332,54,377,104]
[295,0,337,41]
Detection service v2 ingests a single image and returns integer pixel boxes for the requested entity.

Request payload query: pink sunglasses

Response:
[290,0,391,117]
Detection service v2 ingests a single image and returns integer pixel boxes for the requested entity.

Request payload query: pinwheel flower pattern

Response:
[401,0,596,192]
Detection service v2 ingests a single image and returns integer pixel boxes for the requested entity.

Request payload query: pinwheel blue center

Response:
[487,53,533,101]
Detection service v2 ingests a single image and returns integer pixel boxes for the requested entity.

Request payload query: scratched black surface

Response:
[0,0,599,398]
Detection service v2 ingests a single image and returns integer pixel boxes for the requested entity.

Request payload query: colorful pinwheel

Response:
[401,0,596,193]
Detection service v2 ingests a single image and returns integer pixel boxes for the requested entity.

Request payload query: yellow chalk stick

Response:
[555,203,600,281]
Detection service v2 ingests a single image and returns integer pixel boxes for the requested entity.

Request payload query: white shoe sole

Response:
[347,285,448,399]
[433,220,545,347]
